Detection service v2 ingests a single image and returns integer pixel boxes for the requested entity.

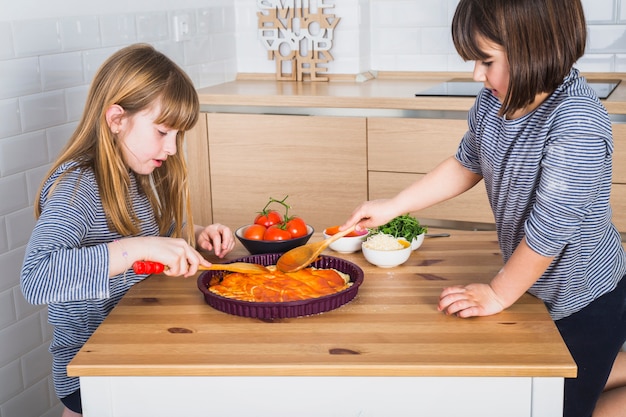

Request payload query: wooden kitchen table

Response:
[68,229,576,417]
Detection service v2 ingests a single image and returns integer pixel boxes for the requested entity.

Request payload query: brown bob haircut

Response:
[452,0,587,117]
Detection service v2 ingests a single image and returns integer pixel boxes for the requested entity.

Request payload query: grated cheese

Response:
[363,234,404,250]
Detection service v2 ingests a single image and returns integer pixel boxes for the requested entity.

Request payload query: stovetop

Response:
[415,79,621,99]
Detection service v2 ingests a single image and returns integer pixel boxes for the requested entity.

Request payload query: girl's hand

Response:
[339,199,398,233]
[195,223,235,258]
[117,236,210,278]
[437,283,506,318]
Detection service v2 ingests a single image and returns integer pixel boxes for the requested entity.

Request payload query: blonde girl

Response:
[21,44,235,416]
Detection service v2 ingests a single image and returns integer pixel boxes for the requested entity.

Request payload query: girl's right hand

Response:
[110,236,211,278]
[339,199,399,233]
[143,236,211,277]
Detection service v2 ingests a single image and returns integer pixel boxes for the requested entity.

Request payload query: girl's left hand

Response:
[196,223,235,258]
[438,283,505,318]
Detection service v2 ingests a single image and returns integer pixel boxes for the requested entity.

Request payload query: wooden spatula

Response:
[132,261,269,275]
[276,225,357,273]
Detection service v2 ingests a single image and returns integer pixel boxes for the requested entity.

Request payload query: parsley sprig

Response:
[370,214,427,241]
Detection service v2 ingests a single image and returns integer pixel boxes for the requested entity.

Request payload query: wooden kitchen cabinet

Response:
[187,112,367,232]
[187,74,626,236]
[367,117,495,225]
[613,123,626,232]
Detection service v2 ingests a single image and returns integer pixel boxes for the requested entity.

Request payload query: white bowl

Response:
[323,227,368,253]
[410,233,425,250]
[361,238,411,268]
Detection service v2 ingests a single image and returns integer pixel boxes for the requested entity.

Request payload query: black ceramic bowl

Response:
[235,224,314,254]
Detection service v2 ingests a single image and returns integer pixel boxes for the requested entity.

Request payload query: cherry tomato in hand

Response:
[254,210,282,228]
[243,224,266,240]
[263,225,292,241]
[285,217,308,238]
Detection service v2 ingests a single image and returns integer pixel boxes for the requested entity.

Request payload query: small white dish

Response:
[323,226,368,254]
[361,238,411,268]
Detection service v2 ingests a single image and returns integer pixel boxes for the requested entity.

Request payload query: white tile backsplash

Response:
[6,207,36,250]
[25,165,51,206]
[40,52,84,91]
[59,16,102,51]
[0,22,15,60]
[588,25,626,52]
[64,86,88,122]
[12,19,61,57]
[184,37,212,65]
[0,173,29,217]
[3,377,52,417]
[197,8,218,36]
[0,131,49,177]
[83,47,120,83]
[19,91,67,133]
[136,11,170,42]
[372,28,421,55]
[0,57,41,100]
[46,123,75,160]
[0,218,7,254]
[0,289,17,328]
[0,98,22,139]
[0,359,23,404]
[582,0,616,22]
[14,291,46,324]
[0,313,43,365]
[100,14,137,46]
[577,54,617,72]
[20,343,53,387]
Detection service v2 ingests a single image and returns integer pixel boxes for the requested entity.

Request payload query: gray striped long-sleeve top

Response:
[21,161,160,398]
[456,68,626,321]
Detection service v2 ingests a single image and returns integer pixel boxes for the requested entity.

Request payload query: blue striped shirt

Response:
[21,162,160,399]
[456,68,626,320]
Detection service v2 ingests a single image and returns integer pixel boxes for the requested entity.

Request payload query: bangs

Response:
[154,72,199,132]
[452,0,501,62]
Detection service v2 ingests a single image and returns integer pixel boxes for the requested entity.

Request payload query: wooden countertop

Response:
[68,229,576,379]
[196,71,626,114]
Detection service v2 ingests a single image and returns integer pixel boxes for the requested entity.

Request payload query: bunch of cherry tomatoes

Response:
[243,196,308,241]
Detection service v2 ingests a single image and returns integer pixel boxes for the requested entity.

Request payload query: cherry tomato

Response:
[285,217,308,238]
[263,225,292,241]
[254,210,282,227]
[243,224,266,240]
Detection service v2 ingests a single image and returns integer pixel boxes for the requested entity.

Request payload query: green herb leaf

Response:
[370,214,427,241]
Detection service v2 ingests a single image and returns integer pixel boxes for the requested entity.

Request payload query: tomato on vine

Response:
[285,216,307,238]
[247,195,309,241]
[263,224,292,241]
[254,210,282,228]
[243,224,266,240]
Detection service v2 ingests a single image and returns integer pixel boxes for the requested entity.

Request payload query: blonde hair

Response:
[36,44,199,245]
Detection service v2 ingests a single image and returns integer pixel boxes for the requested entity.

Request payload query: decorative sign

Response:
[257,0,340,81]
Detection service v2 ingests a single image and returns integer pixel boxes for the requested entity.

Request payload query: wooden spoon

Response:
[133,261,269,274]
[276,225,358,273]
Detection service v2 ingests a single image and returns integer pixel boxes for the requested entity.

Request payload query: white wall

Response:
[1,1,625,417]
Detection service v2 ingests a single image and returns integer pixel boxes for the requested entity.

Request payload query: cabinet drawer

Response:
[368,118,468,173]
[368,171,494,224]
